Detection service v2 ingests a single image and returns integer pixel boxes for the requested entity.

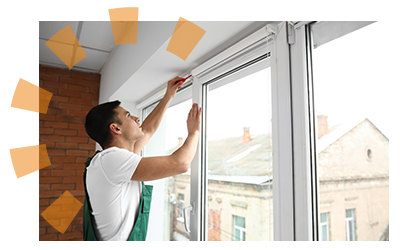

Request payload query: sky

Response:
[162,22,392,152]
[312,22,391,139]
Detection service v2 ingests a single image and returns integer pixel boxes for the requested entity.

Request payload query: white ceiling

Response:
[39,21,272,103]
[39,21,115,73]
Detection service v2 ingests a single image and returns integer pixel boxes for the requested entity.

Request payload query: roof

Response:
[317,117,389,154]
[167,117,387,185]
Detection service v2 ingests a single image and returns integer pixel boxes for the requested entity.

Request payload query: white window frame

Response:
[320,212,329,241]
[289,22,319,241]
[190,21,295,241]
[345,209,356,241]
[139,21,296,241]
[289,21,376,241]
[233,215,246,241]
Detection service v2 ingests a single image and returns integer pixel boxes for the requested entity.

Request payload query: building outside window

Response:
[178,194,185,220]
[346,209,356,241]
[233,215,246,241]
[320,212,330,241]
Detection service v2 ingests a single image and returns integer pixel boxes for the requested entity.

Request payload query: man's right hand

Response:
[187,103,202,134]
[132,103,202,182]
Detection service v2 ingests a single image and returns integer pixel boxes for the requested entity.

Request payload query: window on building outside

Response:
[320,212,330,241]
[233,215,246,241]
[178,194,185,219]
[345,209,356,241]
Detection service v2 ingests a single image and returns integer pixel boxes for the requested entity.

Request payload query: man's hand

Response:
[187,103,202,135]
[165,77,185,99]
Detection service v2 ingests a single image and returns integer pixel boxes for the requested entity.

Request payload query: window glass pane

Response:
[206,66,273,241]
[143,96,192,241]
[313,22,389,241]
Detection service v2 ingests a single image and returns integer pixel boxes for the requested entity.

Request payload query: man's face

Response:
[114,106,144,141]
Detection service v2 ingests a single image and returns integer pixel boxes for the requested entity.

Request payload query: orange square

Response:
[166,17,206,61]
[45,25,87,69]
[109,7,139,45]
[41,191,83,234]
[111,21,138,45]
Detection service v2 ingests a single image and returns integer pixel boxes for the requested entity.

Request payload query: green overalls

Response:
[83,150,153,241]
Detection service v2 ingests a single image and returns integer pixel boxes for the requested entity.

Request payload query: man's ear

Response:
[109,123,121,135]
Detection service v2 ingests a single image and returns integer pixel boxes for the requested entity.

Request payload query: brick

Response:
[68,123,85,130]
[39,127,54,135]
[75,181,84,190]
[55,142,79,149]
[39,177,63,184]
[43,121,69,129]
[58,231,82,241]
[51,95,69,103]
[39,113,57,121]
[39,198,49,206]
[78,129,89,137]
[66,136,87,143]
[63,176,82,184]
[40,184,51,192]
[58,102,81,111]
[48,100,59,108]
[64,163,86,169]
[69,97,91,105]
[70,110,90,117]
[47,149,66,156]
[93,74,100,82]
[78,143,95,150]
[51,169,75,177]
[54,129,78,136]
[42,86,58,95]
[47,107,69,116]
[51,156,76,163]
[81,79,99,88]
[58,89,82,98]
[47,67,70,77]
[76,157,88,163]
[90,85,99,95]
[66,150,89,157]
[40,190,62,198]
[39,233,58,241]
[81,105,94,112]
[68,190,85,197]
[40,135,65,142]
[81,92,99,100]
[39,65,101,240]
[71,70,93,80]
[41,141,55,149]
[39,65,47,73]
[51,183,75,190]
[39,169,52,178]
[59,76,81,85]
[42,80,67,90]
[68,84,89,93]
[39,74,58,82]
[55,115,83,123]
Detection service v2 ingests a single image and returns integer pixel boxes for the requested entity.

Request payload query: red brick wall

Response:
[39,65,100,241]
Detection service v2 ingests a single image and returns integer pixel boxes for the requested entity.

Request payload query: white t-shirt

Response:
[86,146,143,241]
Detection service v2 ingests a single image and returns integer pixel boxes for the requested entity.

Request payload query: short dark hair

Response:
[85,100,122,149]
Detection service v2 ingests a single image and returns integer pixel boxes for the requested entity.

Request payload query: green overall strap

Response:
[83,150,102,241]
[128,181,153,241]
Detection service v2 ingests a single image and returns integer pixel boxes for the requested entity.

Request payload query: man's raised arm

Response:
[131,103,202,181]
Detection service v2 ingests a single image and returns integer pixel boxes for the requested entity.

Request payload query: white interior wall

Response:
[101,22,270,106]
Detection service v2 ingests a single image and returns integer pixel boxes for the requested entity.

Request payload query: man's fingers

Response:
[197,107,202,120]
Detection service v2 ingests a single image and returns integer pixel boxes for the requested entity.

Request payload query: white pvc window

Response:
[320,212,329,241]
[288,21,388,241]
[233,215,246,241]
[345,209,356,241]
[142,22,295,241]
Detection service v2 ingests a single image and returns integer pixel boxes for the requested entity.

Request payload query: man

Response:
[83,77,202,241]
